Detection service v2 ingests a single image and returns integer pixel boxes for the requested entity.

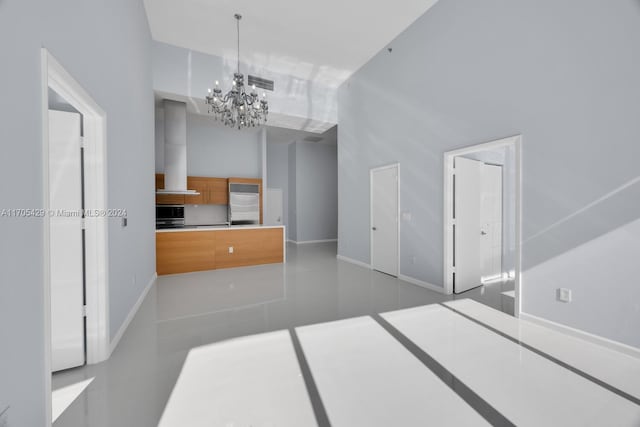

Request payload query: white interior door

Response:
[371,165,399,276]
[481,164,503,282]
[49,110,85,372]
[265,188,283,226]
[454,157,482,293]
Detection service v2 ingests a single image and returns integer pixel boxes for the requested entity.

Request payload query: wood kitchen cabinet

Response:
[209,178,229,205]
[184,177,209,205]
[155,173,185,205]
[156,227,283,275]
[155,173,164,190]
[156,230,216,275]
[156,194,186,205]
[184,176,228,205]
[156,174,229,205]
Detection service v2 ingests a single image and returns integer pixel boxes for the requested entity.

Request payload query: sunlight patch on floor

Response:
[52,377,94,423]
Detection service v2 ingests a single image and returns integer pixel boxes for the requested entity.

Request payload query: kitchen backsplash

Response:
[184,204,228,225]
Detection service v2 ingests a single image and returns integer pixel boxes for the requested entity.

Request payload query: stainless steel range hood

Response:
[156,99,199,195]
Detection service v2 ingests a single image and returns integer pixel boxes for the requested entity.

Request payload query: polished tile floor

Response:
[53,242,515,426]
[159,299,640,426]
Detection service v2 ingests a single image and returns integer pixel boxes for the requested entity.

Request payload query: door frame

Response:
[41,49,110,425]
[370,162,401,276]
[443,135,522,316]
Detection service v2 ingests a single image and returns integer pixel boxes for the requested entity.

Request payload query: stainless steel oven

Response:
[156,205,185,229]
[229,183,260,225]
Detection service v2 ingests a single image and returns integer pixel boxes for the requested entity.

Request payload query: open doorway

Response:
[48,106,85,372]
[41,49,109,425]
[443,136,522,315]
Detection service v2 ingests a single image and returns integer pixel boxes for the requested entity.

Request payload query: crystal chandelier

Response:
[205,14,269,129]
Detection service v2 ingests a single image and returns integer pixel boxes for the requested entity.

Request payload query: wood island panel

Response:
[156,231,216,275]
[214,228,283,269]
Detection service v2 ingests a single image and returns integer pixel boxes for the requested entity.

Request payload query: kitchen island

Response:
[156,225,285,275]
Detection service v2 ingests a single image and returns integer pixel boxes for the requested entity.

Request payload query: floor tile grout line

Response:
[371,314,515,427]
[439,303,640,406]
[289,328,332,427]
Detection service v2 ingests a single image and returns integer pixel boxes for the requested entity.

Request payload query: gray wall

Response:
[288,143,298,242]
[338,0,640,347]
[0,0,155,425]
[524,217,640,347]
[294,142,339,242]
[187,115,261,178]
[266,142,290,237]
[270,141,338,242]
[155,111,261,178]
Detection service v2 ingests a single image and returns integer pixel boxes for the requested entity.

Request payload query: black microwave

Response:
[156,205,185,228]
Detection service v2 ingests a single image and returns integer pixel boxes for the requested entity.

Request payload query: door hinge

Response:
[81,217,87,229]
[80,136,86,148]
[82,305,87,317]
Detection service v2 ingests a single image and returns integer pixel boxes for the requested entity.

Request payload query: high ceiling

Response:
[143,0,439,87]
[267,124,337,145]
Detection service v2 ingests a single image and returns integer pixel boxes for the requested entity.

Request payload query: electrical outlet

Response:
[557,288,572,303]
[228,246,234,254]
[401,211,412,221]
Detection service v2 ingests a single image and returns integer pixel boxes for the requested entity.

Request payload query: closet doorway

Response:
[443,136,522,315]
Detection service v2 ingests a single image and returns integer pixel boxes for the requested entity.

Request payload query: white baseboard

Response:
[335,257,446,296]
[298,239,338,244]
[109,272,157,356]
[501,290,516,299]
[288,239,337,244]
[336,254,371,269]
[520,312,640,359]
[398,274,445,294]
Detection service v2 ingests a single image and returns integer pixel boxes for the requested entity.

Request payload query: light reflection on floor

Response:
[53,242,514,426]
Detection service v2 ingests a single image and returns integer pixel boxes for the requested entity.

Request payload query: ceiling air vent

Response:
[248,75,274,91]
[303,135,324,143]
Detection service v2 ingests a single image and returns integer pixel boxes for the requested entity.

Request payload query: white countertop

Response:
[156,224,285,233]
